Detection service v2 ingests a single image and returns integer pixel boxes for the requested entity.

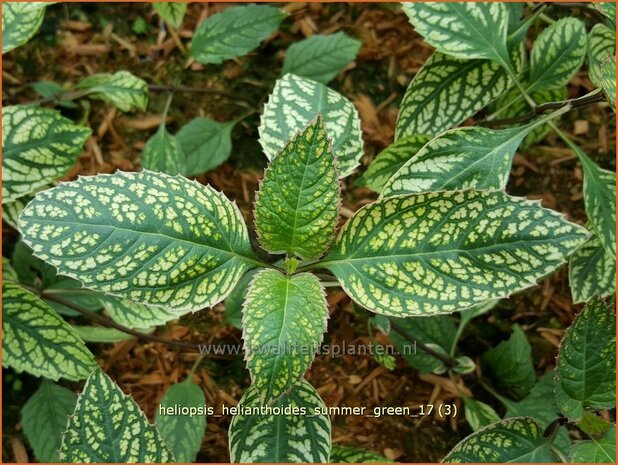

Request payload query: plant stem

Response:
[148,83,254,109]
[389,320,457,368]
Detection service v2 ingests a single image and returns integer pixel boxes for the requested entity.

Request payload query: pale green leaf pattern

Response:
[2,192,37,229]
[357,135,431,193]
[228,379,331,463]
[2,282,96,381]
[443,417,555,463]
[2,257,19,283]
[2,105,91,204]
[395,53,510,139]
[72,325,136,343]
[569,235,616,304]
[243,270,328,402]
[76,71,149,112]
[260,73,363,177]
[190,5,287,64]
[462,397,501,432]
[176,118,234,176]
[142,123,187,175]
[155,379,207,462]
[282,32,361,84]
[382,114,561,197]
[102,296,181,329]
[329,445,392,463]
[21,380,77,462]
[324,190,588,316]
[59,369,174,462]
[255,118,340,259]
[153,2,187,28]
[20,171,258,311]
[588,24,615,91]
[528,18,587,92]
[402,2,511,63]
[570,426,616,463]
[2,2,50,54]
[554,298,616,420]
[599,57,617,111]
[597,2,617,30]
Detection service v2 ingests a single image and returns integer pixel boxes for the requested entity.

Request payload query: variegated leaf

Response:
[329,445,392,463]
[443,417,556,462]
[243,270,328,402]
[569,235,616,304]
[76,71,149,112]
[259,73,363,177]
[20,171,259,311]
[395,53,511,140]
[381,112,563,197]
[528,18,587,92]
[357,135,431,193]
[324,190,588,316]
[2,257,19,283]
[2,2,51,54]
[599,58,617,111]
[555,298,616,420]
[462,397,501,432]
[2,192,37,229]
[588,24,615,91]
[228,379,331,463]
[2,282,96,381]
[142,123,187,175]
[102,296,181,329]
[21,380,77,462]
[176,118,234,176]
[153,2,187,29]
[597,2,617,29]
[2,105,91,204]
[282,32,361,84]
[190,5,287,64]
[255,118,340,259]
[59,369,174,462]
[401,2,512,66]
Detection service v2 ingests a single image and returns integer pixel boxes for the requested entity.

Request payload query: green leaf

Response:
[153,2,187,29]
[597,2,617,30]
[228,379,331,463]
[482,325,535,400]
[19,171,258,311]
[577,412,614,437]
[357,135,430,193]
[389,315,457,373]
[190,5,287,64]
[243,270,328,402]
[382,113,562,197]
[155,378,207,462]
[72,325,136,343]
[462,397,501,432]
[59,369,174,462]
[2,194,34,229]
[255,117,340,259]
[395,53,511,140]
[329,445,392,463]
[2,105,91,204]
[142,123,187,175]
[224,270,256,328]
[570,427,616,463]
[76,71,149,112]
[569,234,616,304]
[402,2,511,65]
[282,32,361,84]
[528,18,587,92]
[588,24,615,92]
[2,257,19,283]
[31,80,78,108]
[2,282,96,381]
[2,2,50,54]
[102,295,180,329]
[21,380,77,462]
[443,417,556,463]
[260,73,363,177]
[324,190,588,316]
[555,298,616,420]
[176,118,234,176]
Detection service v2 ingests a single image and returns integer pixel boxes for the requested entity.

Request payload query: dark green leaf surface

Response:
[255,118,340,259]
[2,105,91,204]
[569,235,616,304]
[176,118,234,176]
[555,298,616,420]
[329,445,392,463]
[76,71,149,112]
[570,426,616,463]
[190,5,287,64]
[224,270,256,328]
[228,379,331,463]
[142,124,186,175]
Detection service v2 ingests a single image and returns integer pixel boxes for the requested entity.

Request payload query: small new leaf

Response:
[142,123,187,175]
[462,397,501,432]
[228,379,331,463]
[176,118,234,176]
[554,298,616,420]
[2,105,91,204]
[260,74,363,177]
[325,190,588,316]
[243,270,329,402]
[2,2,50,54]
[59,369,174,462]
[153,2,187,29]
[2,283,96,381]
[190,5,287,64]
[282,32,361,84]
[76,71,149,112]
[569,235,616,304]
[255,118,340,259]
[20,171,257,311]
